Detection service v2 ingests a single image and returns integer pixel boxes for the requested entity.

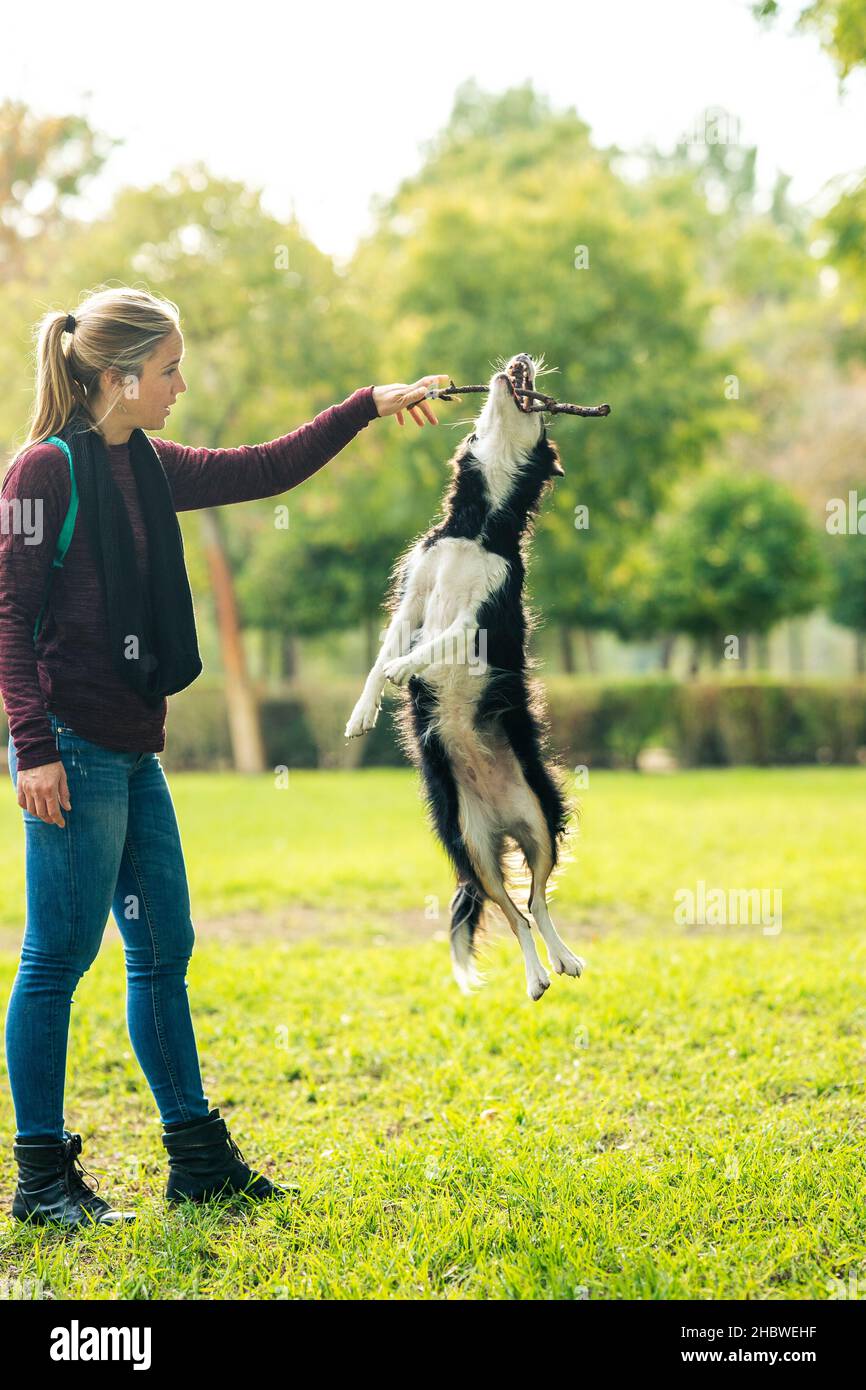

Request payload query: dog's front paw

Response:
[345,698,380,739]
[383,655,418,687]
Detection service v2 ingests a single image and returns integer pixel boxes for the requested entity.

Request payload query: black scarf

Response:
[57,408,202,707]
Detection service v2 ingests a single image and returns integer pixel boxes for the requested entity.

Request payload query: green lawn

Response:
[0,767,864,1299]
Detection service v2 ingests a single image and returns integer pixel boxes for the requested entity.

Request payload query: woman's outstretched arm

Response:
[155,376,449,512]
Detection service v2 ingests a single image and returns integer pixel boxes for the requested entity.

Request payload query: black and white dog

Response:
[345,354,583,1001]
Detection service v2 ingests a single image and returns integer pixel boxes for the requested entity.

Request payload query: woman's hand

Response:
[372,375,461,427]
[17,761,71,827]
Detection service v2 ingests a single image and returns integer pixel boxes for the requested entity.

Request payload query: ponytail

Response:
[25,310,90,448]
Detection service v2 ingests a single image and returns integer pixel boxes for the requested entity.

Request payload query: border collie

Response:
[345,353,582,1001]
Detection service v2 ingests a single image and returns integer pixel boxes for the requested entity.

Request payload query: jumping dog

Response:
[345,354,582,1000]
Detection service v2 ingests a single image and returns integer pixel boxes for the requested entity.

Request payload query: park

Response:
[0,0,864,1328]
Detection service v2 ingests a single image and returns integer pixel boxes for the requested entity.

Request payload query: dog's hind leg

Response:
[458,790,551,1002]
[488,706,583,981]
[511,819,585,980]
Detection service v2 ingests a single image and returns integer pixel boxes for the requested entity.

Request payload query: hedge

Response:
[2,676,865,771]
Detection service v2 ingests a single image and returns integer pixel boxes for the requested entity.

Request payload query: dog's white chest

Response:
[414,537,508,640]
[472,437,525,512]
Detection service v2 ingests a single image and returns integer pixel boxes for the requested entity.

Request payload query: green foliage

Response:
[351,81,735,632]
[7,676,860,772]
[754,0,866,80]
[821,182,866,358]
[753,1,866,360]
[724,219,820,305]
[0,79,853,661]
[546,675,866,768]
[679,679,866,765]
[614,469,827,644]
[826,519,866,633]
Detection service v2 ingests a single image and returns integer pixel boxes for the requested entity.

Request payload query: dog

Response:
[345,353,583,1001]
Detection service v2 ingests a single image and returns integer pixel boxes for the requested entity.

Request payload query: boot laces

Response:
[64,1133,101,1197]
[226,1132,248,1167]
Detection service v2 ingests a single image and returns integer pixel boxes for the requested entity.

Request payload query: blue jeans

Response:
[4,713,210,1140]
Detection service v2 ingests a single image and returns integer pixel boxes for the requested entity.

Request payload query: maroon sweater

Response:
[0,385,379,770]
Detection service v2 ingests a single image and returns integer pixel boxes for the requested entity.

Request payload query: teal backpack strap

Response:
[32,435,79,644]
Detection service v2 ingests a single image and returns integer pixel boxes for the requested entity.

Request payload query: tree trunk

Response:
[559,625,575,674]
[581,629,598,674]
[199,507,266,773]
[264,629,279,689]
[689,638,701,678]
[660,635,676,671]
[281,634,299,679]
[739,632,749,669]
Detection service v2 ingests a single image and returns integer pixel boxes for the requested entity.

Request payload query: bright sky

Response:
[4,0,865,265]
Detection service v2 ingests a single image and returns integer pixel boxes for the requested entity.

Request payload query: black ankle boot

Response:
[161,1108,300,1206]
[12,1131,137,1228]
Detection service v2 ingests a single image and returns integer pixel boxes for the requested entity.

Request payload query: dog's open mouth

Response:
[502,357,534,413]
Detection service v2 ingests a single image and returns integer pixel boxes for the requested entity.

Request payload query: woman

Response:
[0,284,449,1227]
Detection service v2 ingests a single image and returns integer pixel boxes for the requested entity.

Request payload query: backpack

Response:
[31,436,79,645]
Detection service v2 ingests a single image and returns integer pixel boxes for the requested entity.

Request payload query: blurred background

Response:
[2,0,865,773]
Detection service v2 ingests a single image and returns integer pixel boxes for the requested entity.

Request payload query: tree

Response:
[826,524,866,672]
[350,79,732,656]
[753,1,866,360]
[611,469,828,672]
[753,1,866,82]
[0,99,119,284]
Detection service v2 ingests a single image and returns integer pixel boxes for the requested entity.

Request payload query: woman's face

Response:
[139,328,188,428]
[102,326,188,430]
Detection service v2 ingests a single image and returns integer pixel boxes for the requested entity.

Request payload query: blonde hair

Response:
[16,284,181,457]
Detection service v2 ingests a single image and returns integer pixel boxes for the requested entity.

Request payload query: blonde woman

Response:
[0,285,448,1227]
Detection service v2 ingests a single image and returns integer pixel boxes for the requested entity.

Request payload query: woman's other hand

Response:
[17,761,72,827]
[372,375,460,427]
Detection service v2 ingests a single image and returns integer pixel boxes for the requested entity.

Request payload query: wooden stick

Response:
[425,380,611,417]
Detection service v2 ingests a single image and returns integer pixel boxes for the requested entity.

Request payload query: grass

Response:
[0,767,864,1299]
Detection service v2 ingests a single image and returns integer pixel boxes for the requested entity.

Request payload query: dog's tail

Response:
[449,880,488,994]
[449,840,532,995]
